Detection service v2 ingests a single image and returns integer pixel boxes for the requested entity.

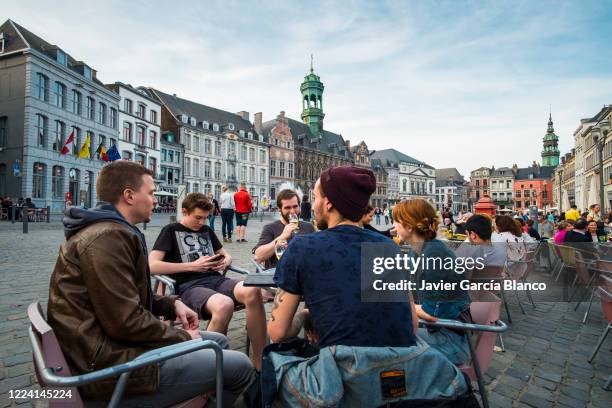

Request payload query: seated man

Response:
[149,193,266,370]
[47,161,253,406]
[456,214,507,268]
[268,166,418,348]
[253,189,315,269]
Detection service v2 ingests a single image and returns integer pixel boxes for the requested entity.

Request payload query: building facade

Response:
[435,168,468,213]
[469,167,491,205]
[489,167,515,209]
[370,157,388,208]
[158,130,184,200]
[262,111,294,200]
[553,150,576,213]
[151,89,269,203]
[0,20,120,211]
[105,83,161,179]
[513,162,554,211]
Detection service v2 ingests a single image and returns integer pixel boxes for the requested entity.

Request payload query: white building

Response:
[435,168,468,213]
[106,83,161,178]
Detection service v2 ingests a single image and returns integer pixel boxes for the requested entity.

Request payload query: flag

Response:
[95,142,108,162]
[60,129,75,155]
[78,134,91,158]
[106,144,121,162]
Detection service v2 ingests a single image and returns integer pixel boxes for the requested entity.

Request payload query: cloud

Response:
[3,0,611,177]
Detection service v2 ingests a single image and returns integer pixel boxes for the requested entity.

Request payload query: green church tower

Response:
[300,55,325,136]
[542,112,560,167]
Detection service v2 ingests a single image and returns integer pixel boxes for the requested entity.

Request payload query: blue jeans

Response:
[375,214,381,225]
[208,214,216,230]
[418,327,469,365]
[221,209,234,239]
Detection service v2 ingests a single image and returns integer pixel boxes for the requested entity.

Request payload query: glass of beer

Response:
[275,239,289,260]
[289,213,299,236]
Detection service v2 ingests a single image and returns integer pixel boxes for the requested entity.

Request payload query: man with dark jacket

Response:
[47,161,253,406]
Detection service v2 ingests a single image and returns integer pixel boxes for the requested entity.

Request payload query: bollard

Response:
[11,206,15,224]
[22,207,28,234]
[46,206,51,223]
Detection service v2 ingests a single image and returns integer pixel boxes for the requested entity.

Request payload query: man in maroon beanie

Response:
[268,165,418,348]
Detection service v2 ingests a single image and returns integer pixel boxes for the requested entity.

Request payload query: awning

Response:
[154,191,177,197]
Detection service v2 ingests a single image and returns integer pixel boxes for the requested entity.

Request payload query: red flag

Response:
[61,129,75,155]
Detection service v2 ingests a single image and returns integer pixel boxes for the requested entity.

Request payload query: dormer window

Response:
[239,130,245,137]
[248,132,253,139]
[57,50,67,66]
[180,114,188,123]
[0,33,6,53]
[228,123,235,131]
[83,66,92,80]
[190,117,196,126]
[212,123,219,132]
[202,121,209,129]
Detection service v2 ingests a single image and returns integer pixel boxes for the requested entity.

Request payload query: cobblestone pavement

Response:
[0,216,611,407]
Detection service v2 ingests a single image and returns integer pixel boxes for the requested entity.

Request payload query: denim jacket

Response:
[261,338,469,407]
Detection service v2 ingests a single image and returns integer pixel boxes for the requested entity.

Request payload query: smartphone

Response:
[208,253,225,262]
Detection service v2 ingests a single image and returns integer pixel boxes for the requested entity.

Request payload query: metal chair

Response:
[587,273,612,390]
[419,291,508,408]
[27,301,223,408]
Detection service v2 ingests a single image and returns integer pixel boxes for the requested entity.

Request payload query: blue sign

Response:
[13,159,20,177]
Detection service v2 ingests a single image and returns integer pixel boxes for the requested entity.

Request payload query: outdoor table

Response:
[243,269,276,287]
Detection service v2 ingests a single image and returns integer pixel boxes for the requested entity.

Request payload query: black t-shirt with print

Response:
[152,223,223,286]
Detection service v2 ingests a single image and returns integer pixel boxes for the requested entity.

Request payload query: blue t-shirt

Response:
[274,225,416,348]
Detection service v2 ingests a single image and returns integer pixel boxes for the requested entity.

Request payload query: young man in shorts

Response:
[150,192,266,370]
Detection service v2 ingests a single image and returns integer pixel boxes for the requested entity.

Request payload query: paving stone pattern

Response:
[0,215,610,407]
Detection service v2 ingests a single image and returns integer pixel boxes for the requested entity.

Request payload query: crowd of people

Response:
[49,160,607,406]
[1,196,38,221]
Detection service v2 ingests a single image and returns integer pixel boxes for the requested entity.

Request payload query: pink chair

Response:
[27,301,222,408]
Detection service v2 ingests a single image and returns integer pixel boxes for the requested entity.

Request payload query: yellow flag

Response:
[78,134,91,158]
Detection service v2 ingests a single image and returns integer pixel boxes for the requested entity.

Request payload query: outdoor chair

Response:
[470,265,512,323]
[419,291,508,408]
[546,240,562,277]
[507,250,537,314]
[571,252,610,323]
[27,301,223,408]
[587,273,612,391]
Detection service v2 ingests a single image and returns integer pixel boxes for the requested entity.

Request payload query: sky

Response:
[4,0,612,176]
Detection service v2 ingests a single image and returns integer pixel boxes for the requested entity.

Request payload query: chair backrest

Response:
[27,301,84,407]
[599,274,612,324]
[471,265,506,280]
[462,291,501,380]
[556,245,576,267]
[597,259,612,273]
[574,252,593,285]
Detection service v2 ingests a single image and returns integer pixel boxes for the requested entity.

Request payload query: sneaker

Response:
[227,238,232,243]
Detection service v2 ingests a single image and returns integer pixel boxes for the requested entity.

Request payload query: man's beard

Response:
[280,211,289,224]
[315,216,328,230]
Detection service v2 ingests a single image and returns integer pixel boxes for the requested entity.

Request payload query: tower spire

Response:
[310,53,314,73]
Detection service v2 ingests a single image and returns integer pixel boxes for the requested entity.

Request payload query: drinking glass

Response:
[275,239,289,260]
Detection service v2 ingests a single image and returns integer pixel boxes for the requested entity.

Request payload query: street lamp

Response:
[592,119,610,211]
[558,168,563,213]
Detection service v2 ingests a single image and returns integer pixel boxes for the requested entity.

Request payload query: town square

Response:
[1,1,612,407]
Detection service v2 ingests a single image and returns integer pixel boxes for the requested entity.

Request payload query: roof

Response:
[105,82,162,106]
[1,19,106,87]
[490,167,515,177]
[514,166,555,180]
[150,88,262,139]
[261,116,352,158]
[370,149,434,169]
[435,168,465,183]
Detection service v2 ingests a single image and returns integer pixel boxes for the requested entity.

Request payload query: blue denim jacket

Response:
[261,338,469,407]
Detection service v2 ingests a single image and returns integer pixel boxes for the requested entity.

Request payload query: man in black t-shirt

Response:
[150,193,266,370]
[253,189,315,269]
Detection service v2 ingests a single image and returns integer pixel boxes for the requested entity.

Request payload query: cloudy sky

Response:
[6,0,612,176]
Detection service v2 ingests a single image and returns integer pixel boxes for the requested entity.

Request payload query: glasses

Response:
[275,239,288,260]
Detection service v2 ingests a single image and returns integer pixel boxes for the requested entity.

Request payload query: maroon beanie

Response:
[320,166,376,221]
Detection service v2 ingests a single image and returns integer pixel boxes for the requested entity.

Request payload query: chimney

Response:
[254,112,263,135]
[344,139,350,150]
[237,111,250,121]
[512,164,518,175]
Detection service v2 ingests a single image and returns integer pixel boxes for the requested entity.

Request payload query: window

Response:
[241,146,247,160]
[228,141,236,155]
[204,183,211,196]
[110,108,118,129]
[33,114,47,148]
[35,73,49,101]
[202,121,209,130]
[288,162,294,178]
[229,123,235,131]
[204,161,211,178]
[215,184,221,199]
[123,122,132,142]
[215,141,221,156]
[249,167,255,183]
[185,157,191,176]
[190,117,196,126]
[193,158,200,177]
[180,114,188,123]
[53,81,67,108]
[83,66,92,80]
[279,161,285,177]
[122,151,132,160]
[137,103,146,119]
[56,50,67,66]
[149,130,157,149]
[97,135,106,160]
[204,139,212,154]
[213,123,219,131]
[71,90,82,115]
[175,152,180,163]
[214,162,221,179]
[53,120,65,152]
[260,168,266,184]
[240,166,247,182]
[185,134,191,150]
[136,125,145,146]
[249,148,255,162]
[270,160,276,176]
[32,163,46,198]
[259,150,266,164]
[193,136,200,152]
[52,166,64,199]
[150,110,157,124]
[0,164,5,197]
[71,127,81,155]
[0,117,7,148]
[248,132,253,139]
[193,183,199,192]
[161,149,167,161]
[86,97,95,120]
[249,187,255,197]
[98,102,107,125]
[135,153,145,166]
[124,99,133,114]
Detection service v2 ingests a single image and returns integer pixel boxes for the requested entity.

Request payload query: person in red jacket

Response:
[234,183,253,242]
